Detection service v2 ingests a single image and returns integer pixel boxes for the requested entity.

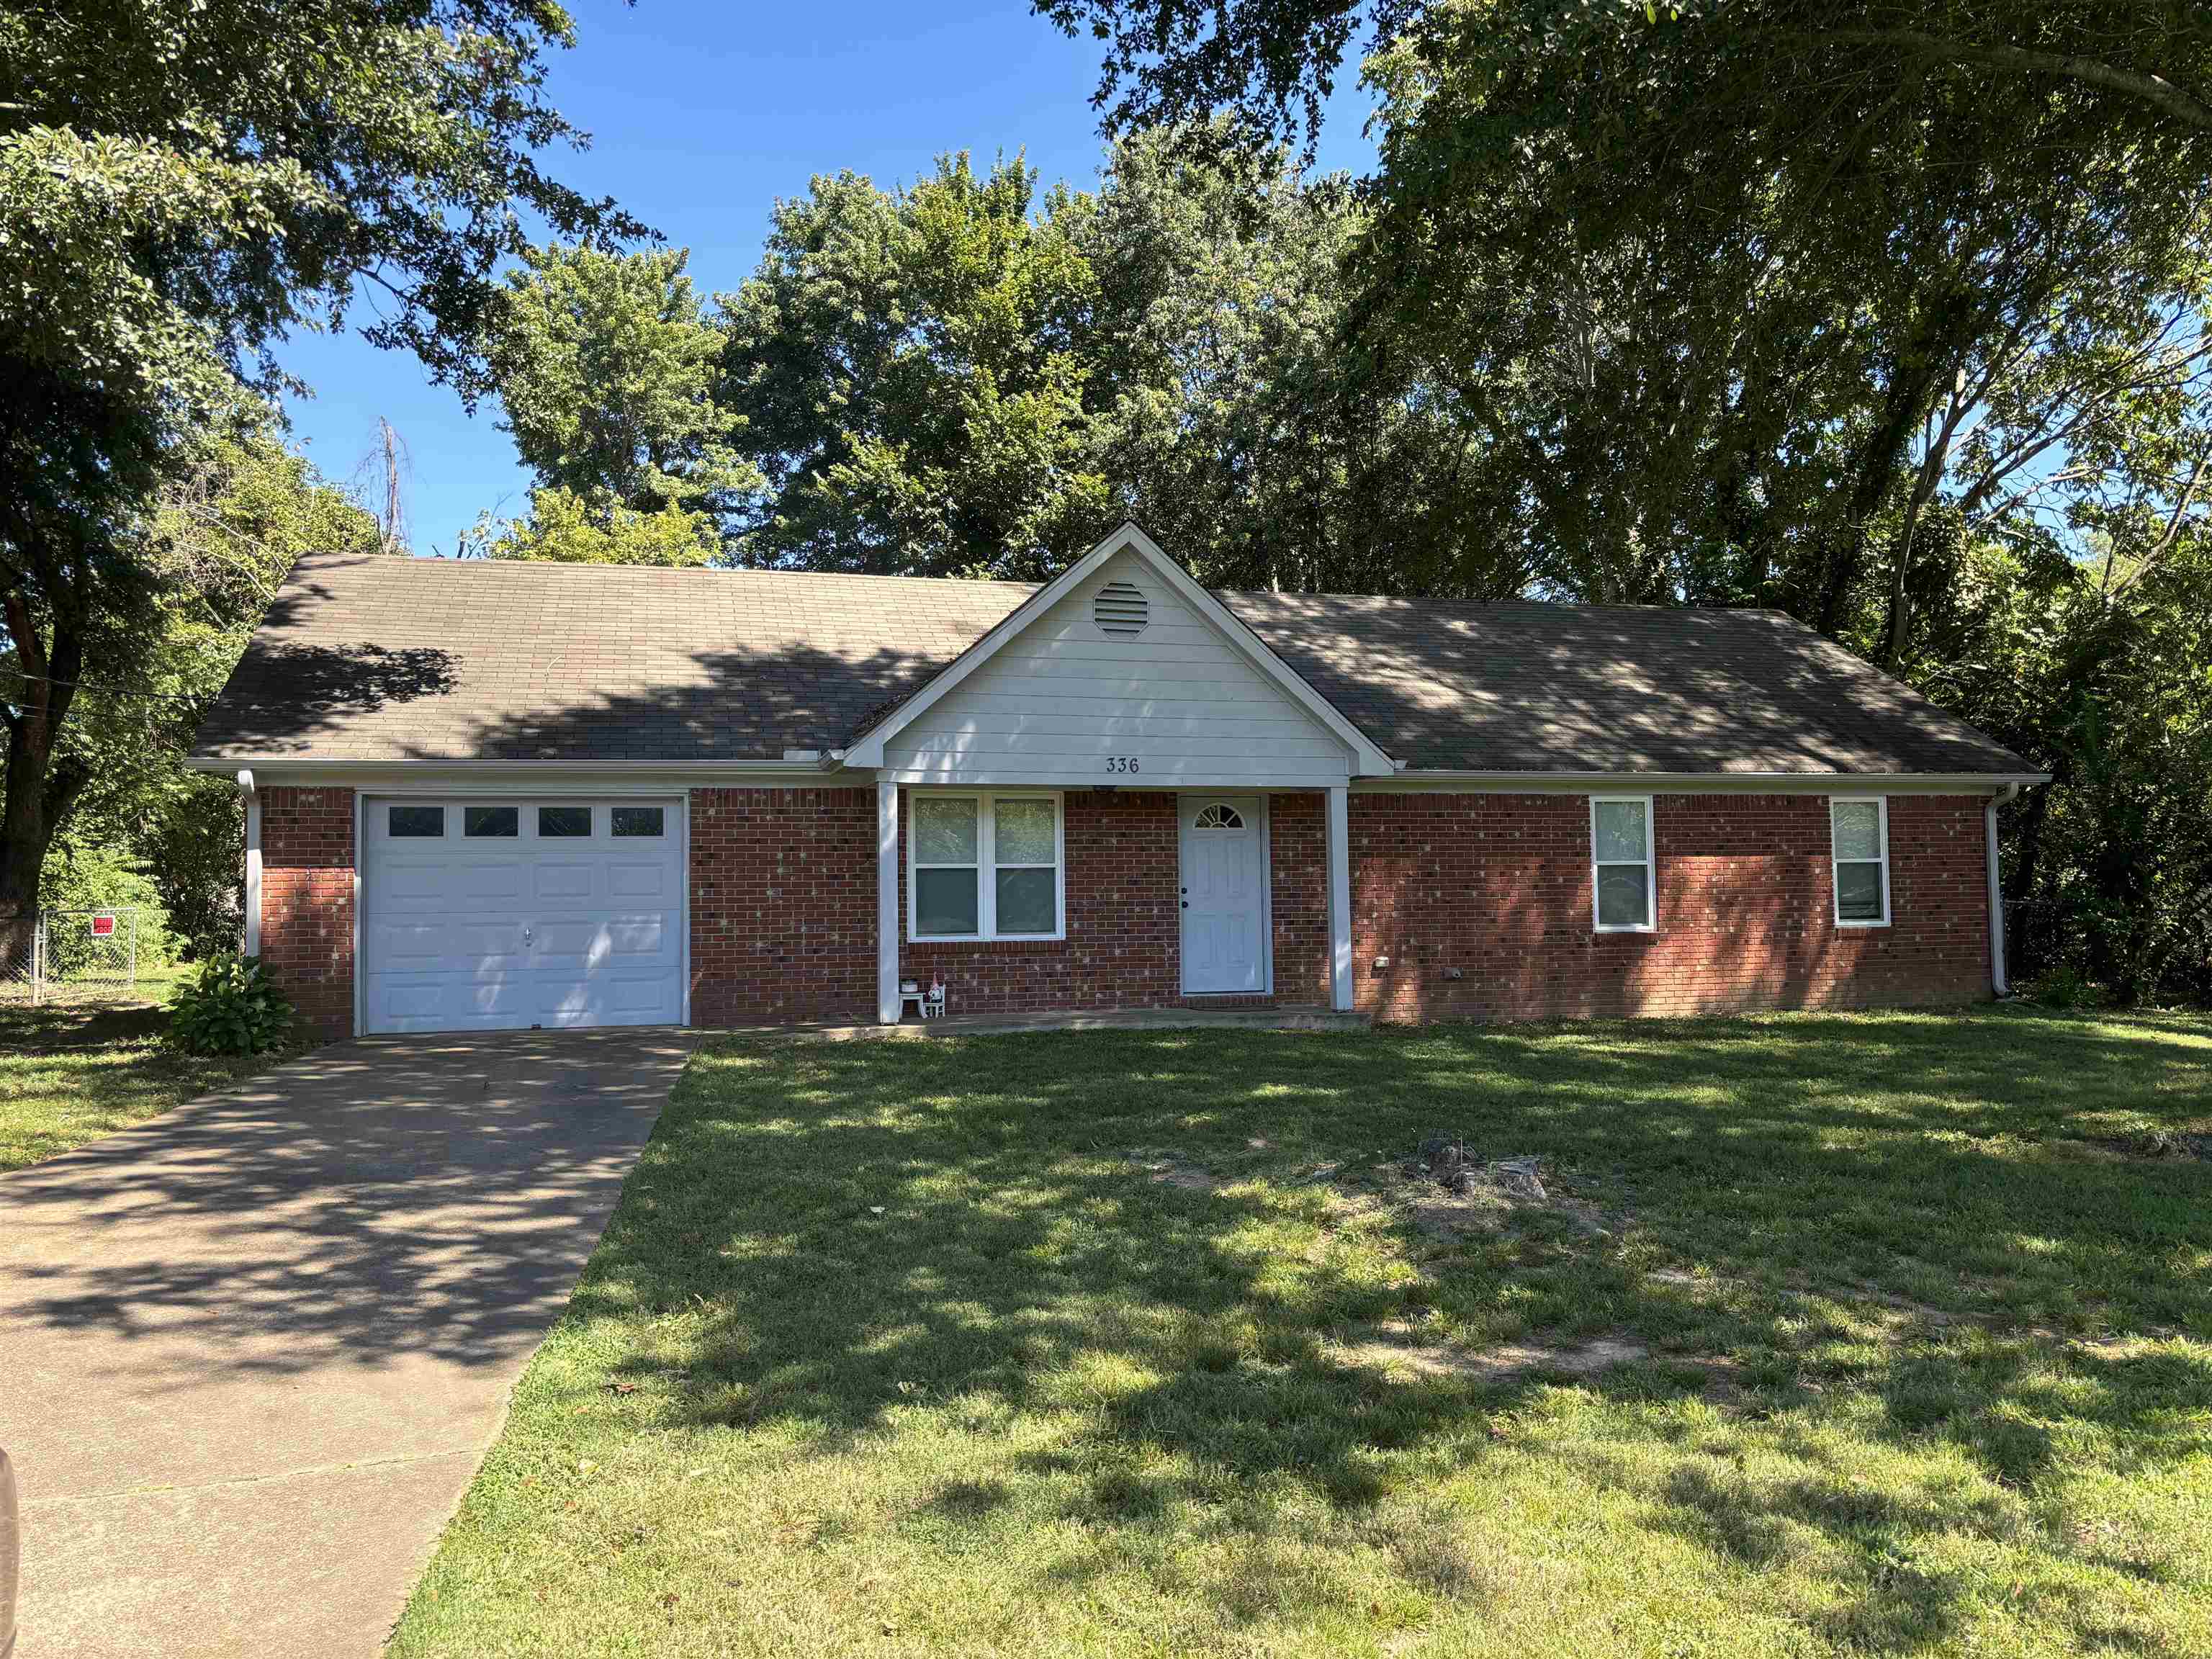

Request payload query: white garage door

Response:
[361,798,684,1035]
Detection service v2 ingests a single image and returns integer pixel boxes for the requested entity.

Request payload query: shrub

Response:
[38,838,181,978]
[2027,963,2103,1010]
[169,953,294,1056]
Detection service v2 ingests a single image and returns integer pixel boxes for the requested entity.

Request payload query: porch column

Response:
[1326,784,1353,1012]
[237,769,261,957]
[877,779,901,1023]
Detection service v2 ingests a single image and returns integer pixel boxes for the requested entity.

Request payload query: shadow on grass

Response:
[0,999,174,1054]
[571,1007,2209,1654]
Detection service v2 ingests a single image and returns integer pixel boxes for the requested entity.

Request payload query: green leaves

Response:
[485,243,758,553]
[718,153,1104,579]
[472,487,724,567]
[168,952,293,1056]
[1,0,638,945]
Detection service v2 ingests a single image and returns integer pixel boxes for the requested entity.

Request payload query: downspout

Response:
[1985,782,2019,998]
[236,770,261,958]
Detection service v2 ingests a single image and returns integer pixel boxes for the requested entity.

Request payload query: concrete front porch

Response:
[710,1002,1373,1043]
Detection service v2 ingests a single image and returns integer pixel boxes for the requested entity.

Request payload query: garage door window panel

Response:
[465,806,518,838]
[388,805,444,838]
[539,806,592,838]
[612,806,665,838]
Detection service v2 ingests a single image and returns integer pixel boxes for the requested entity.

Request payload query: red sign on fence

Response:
[89,912,116,938]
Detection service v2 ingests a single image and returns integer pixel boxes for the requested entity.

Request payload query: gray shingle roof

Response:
[1230,592,2028,775]
[190,552,2030,776]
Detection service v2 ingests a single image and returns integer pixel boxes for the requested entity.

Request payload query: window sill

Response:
[909,934,1068,946]
[1834,919,1892,930]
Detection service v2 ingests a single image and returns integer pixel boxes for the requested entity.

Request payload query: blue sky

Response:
[280,1,1380,557]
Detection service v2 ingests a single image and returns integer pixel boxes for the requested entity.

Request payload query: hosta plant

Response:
[169,953,295,1056]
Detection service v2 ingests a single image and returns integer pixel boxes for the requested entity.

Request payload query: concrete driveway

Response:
[0,1028,691,1658]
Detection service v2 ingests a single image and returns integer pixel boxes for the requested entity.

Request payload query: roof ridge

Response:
[289,551,1041,595]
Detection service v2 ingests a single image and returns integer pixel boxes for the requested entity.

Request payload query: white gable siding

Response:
[879,550,1353,786]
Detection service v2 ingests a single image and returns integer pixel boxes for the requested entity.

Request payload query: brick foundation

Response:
[258,786,355,1038]
[1348,791,1991,1022]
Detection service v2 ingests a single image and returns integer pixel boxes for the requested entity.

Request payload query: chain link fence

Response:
[0,908,167,1006]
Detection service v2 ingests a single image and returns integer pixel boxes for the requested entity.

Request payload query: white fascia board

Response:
[881,769,1349,790]
[188,757,843,791]
[1362,770,2051,796]
[184,756,838,775]
[841,522,1399,775]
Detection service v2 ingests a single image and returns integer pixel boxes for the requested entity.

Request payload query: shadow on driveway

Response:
[0,1027,690,1659]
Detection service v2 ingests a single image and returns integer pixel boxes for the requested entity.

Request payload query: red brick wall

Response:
[1269,791,1331,1003]
[258,786,355,1038]
[1349,791,1992,1022]
[261,783,1994,1037]
[689,788,878,1024]
[899,790,1185,1015]
[688,787,1334,1023]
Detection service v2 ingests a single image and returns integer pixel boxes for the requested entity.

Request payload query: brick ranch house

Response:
[188,523,2044,1038]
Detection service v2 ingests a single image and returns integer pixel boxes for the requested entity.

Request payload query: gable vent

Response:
[1094,580,1149,637]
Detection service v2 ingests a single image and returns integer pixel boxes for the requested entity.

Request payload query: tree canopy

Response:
[0,0,638,948]
[480,243,755,563]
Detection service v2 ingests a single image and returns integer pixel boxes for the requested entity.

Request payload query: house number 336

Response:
[1104,756,1141,773]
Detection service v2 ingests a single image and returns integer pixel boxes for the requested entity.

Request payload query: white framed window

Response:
[908,791,1065,941]
[1591,795,1656,932]
[1830,796,1891,927]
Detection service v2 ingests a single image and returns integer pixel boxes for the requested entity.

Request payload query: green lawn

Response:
[391,1008,2212,1658]
[0,999,303,1172]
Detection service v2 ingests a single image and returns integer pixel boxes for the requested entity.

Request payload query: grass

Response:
[0,997,305,1172]
[390,1007,2212,1658]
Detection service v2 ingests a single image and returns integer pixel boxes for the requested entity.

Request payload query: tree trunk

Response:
[0,724,55,972]
[1815,378,1931,634]
[1880,464,1941,667]
[0,584,88,971]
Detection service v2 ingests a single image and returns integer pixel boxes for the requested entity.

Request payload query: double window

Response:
[909,793,1064,940]
[1591,796,1656,932]
[1830,797,1891,926]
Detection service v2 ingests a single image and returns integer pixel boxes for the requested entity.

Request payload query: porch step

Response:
[710,1004,1372,1043]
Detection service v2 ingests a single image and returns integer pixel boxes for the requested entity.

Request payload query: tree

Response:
[710,135,1524,593]
[1072,128,1527,595]
[1352,2,2211,636]
[485,243,756,559]
[36,397,380,953]
[467,488,726,567]
[0,0,642,958]
[719,154,1107,579]
[1033,4,2212,153]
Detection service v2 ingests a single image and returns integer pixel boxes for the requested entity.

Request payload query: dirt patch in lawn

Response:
[1135,1152,1220,1193]
[1339,1320,1649,1380]
[1345,1150,1624,1242]
[2090,1128,2212,1161]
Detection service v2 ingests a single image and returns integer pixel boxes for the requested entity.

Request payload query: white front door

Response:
[360,798,684,1034]
[1179,796,1267,994]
